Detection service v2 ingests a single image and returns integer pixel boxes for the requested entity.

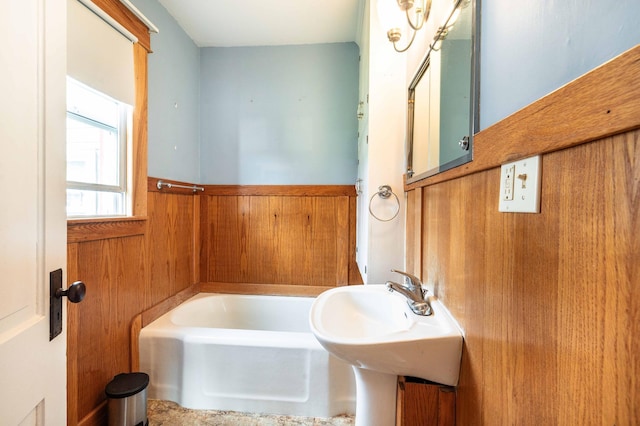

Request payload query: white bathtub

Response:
[139,293,356,417]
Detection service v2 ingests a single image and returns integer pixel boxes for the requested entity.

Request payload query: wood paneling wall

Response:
[67,187,200,425]
[67,190,200,424]
[199,185,362,295]
[147,190,199,307]
[67,233,147,426]
[405,46,640,425]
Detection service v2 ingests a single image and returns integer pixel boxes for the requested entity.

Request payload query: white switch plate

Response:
[498,155,541,213]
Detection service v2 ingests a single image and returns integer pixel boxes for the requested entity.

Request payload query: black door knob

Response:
[56,281,86,303]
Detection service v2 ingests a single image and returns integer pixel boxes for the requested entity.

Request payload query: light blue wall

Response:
[480,0,640,129]
[130,0,200,183]
[199,44,359,185]
[128,1,640,180]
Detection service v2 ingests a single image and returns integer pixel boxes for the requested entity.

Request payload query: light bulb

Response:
[377,0,406,36]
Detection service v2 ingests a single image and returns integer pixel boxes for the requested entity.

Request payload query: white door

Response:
[0,0,67,424]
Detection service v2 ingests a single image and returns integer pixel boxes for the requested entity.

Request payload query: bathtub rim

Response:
[130,284,340,372]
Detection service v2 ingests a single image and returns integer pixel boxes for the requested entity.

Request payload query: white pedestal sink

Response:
[309,285,463,426]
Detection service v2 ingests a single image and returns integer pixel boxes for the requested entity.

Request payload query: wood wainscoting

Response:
[67,223,149,426]
[199,184,362,295]
[404,45,640,424]
[67,187,200,425]
[147,182,200,307]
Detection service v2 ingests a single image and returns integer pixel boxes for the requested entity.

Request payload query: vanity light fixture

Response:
[378,0,432,53]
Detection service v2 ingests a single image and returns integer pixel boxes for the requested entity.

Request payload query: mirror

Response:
[406,0,480,183]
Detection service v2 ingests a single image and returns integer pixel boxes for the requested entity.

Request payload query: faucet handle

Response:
[391,269,422,288]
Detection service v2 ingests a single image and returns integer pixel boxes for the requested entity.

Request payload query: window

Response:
[66,78,132,217]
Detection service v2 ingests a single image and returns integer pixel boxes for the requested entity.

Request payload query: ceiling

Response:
[157,0,365,47]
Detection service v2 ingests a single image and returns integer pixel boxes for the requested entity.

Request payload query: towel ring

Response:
[369,185,400,222]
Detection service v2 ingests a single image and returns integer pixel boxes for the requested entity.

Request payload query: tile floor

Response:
[148,400,355,426]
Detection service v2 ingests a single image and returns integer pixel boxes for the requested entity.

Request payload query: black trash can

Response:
[105,372,149,426]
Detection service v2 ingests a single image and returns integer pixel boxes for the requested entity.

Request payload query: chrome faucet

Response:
[385,269,432,316]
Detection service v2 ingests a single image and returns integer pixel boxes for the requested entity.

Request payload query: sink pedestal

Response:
[352,367,397,426]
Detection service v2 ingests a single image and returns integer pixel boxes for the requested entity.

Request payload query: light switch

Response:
[498,155,541,213]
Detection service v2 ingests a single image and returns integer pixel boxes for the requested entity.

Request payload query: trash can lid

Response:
[105,372,149,399]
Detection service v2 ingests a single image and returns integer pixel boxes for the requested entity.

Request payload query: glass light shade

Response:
[377,0,405,33]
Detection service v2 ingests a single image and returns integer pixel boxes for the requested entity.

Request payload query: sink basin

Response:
[310,284,463,386]
[310,284,463,426]
[312,285,413,340]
